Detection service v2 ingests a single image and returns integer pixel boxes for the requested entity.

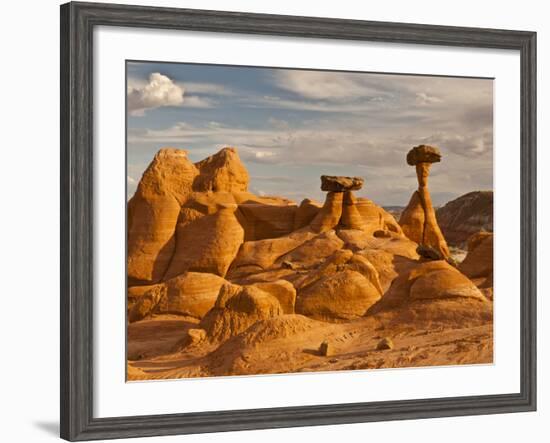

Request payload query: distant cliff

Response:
[436,191,493,247]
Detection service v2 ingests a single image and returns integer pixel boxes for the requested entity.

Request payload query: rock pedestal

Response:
[309,191,343,233]
[321,175,364,192]
[340,191,366,230]
[314,176,364,232]
[399,145,450,259]
[313,175,402,235]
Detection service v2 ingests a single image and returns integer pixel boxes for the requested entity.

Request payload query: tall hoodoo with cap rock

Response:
[399,145,450,259]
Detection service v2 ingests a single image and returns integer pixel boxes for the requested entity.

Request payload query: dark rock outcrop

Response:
[321,175,364,192]
[436,191,493,247]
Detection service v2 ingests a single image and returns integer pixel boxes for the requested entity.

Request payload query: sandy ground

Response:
[127,308,493,381]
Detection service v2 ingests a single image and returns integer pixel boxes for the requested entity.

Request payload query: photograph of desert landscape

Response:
[126,62,494,381]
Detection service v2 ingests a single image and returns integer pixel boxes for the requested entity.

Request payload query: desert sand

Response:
[127,145,493,380]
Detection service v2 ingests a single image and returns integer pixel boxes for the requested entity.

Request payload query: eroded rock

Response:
[436,191,493,247]
[319,341,333,356]
[127,148,199,284]
[238,201,297,240]
[377,337,394,350]
[293,198,322,230]
[126,144,493,379]
[164,205,244,279]
[340,191,367,230]
[406,144,442,165]
[459,232,493,288]
[355,198,404,235]
[399,145,450,259]
[193,147,249,193]
[251,280,296,314]
[156,272,229,319]
[201,286,284,342]
[296,270,381,321]
[309,192,343,233]
[229,229,316,273]
[321,175,364,192]
[276,230,344,269]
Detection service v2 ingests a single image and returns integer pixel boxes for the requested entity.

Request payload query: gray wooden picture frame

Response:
[60,2,537,441]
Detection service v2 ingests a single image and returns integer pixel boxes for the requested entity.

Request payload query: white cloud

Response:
[273,70,391,101]
[271,70,490,115]
[181,95,215,108]
[416,92,443,105]
[127,175,138,199]
[127,73,184,116]
[183,82,232,96]
[253,150,277,160]
[420,131,493,157]
[127,70,493,204]
[127,73,220,116]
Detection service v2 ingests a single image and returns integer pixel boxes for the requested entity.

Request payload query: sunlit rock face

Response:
[127,146,492,382]
[399,145,450,260]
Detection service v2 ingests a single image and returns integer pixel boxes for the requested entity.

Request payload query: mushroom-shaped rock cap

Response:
[321,175,364,192]
[406,145,442,166]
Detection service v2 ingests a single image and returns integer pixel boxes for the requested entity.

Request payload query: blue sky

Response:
[127,61,493,206]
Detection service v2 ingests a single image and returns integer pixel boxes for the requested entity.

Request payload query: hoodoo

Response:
[399,145,450,259]
[314,175,366,231]
[127,146,492,381]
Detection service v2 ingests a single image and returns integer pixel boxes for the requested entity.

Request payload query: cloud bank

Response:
[127,65,493,205]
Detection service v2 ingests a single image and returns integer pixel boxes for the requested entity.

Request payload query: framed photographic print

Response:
[60,1,537,441]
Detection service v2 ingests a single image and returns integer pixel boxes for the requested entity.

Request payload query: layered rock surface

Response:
[127,149,199,285]
[127,146,493,381]
[164,205,244,279]
[436,191,493,247]
[459,232,494,298]
[321,175,364,192]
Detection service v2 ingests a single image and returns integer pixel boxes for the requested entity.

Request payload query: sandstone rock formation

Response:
[205,314,323,376]
[251,280,296,314]
[128,283,165,323]
[127,145,493,381]
[293,199,322,230]
[399,145,450,259]
[127,284,160,312]
[311,177,401,235]
[408,265,487,301]
[309,192,343,232]
[377,337,394,350]
[127,149,199,284]
[354,198,403,235]
[156,272,229,318]
[276,230,344,269]
[336,229,418,259]
[321,175,364,192]
[406,145,442,164]
[237,201,297,240]
[193,147,249,193]
[371,259,487,314]
[164,204,244,279]
[296,270,382,321]
[459,232,493,296]
[200,285,284,342]
[436,191,493,247]
[340,191,367,230]
[229,229,316,274]
[128,272,228,322]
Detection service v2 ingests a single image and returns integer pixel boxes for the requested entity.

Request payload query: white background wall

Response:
[0,0,547,442]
